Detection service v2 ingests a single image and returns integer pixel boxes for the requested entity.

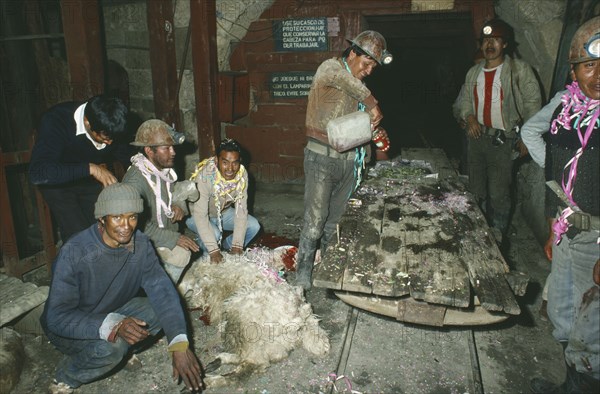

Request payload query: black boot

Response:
[295,238,317,290]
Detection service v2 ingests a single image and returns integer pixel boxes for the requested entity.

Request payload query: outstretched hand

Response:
[172,349,203,392]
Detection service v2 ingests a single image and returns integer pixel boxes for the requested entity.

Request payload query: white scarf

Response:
[131,153,177,228]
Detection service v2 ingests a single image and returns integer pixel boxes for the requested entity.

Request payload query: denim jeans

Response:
[47,297,162,388]
[547,229,600,379]
[185,208,260,252]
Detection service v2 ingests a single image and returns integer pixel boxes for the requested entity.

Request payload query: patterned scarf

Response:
[130,153,176,228]
[190,156,247,243]
[549,81,599,244]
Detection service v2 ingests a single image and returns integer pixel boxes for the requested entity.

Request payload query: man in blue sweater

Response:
[41,183,202,394]
[29,95,131,242]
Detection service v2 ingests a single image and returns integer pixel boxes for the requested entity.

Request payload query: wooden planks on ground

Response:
[314,154,528,321]
[0,274,48,327]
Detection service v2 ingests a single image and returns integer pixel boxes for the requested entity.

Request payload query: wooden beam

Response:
[60,0,104,100]
[190,0,220,158]
[147,0,181,128]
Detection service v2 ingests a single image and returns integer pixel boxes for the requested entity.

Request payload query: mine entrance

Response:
[366,13,476,169]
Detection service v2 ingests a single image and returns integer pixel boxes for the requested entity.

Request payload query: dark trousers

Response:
[46,297,162,388]
[467,134,514,234]
[40,182,102,242]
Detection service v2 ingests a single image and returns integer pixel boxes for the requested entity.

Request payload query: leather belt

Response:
[306,139,356,160]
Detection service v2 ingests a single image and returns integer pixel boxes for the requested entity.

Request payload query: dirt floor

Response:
[10,166,564,394]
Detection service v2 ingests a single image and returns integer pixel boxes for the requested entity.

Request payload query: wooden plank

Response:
[335,292,509,327]
[313,215,356,290]
[340,196,383,293]
[60,0,103,99]
[191,0,221,158]
[0,274,48,326]
[147,0,181,128]
[397,297,447,327]
[401,148,458,179]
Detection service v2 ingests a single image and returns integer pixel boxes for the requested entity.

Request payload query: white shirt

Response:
[74,102,107,150]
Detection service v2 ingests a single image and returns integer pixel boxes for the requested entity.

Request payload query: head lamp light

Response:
[167,125,186,145]
[584,33,600,59]
[381,50,393,65]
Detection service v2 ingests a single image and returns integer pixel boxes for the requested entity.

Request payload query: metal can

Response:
[372,128,390,151]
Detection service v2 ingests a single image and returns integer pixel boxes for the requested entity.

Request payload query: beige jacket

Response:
[190,160,248,253]
[305,57,378,144]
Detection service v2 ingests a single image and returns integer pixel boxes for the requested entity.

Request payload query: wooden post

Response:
[60,0,104,100]
[147,0,181,128]
[190,0,221,158]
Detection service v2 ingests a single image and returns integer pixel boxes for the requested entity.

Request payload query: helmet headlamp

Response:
[168,125,186,145]
[584,33,600,59]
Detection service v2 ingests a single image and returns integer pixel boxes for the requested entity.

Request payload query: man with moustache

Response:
[295,30,392,290]
[123,120,199,282]
[42,183,202,394]
[457,19,541,245]
[187,139,260,264]
[522,16,599,393]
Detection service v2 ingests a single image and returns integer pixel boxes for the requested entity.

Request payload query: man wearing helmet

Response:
[522,16,599,393]
[457,19,541,245]
[296,30,392,290]
[122,120,200,282]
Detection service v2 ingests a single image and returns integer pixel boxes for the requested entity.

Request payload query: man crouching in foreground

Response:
[41,183,202,393]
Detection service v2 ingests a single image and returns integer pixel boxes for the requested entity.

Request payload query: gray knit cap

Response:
[94,183,144,218]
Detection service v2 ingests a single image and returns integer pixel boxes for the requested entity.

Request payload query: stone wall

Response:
[102,0,273,176]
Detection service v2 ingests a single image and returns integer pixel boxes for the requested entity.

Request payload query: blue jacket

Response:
[41,224,187,342]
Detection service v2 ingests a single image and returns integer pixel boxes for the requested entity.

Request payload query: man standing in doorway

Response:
[457,19,541,244]
[122,119,199,282]
[296,30,392,290]
[29,95,130,242]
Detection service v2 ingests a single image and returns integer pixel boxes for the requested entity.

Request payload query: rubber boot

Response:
[295,238,317,290]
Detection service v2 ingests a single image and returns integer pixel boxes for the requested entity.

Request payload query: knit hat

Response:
[94,183,144,218]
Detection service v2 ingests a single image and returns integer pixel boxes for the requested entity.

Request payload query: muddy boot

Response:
[295,238,317,290]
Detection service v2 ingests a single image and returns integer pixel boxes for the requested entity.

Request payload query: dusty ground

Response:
[11,169,563,394]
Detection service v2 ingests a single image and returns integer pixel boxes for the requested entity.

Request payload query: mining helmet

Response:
[131,119,185,147]
[480,19,514,43]
[568,16,600,64]
[347,30,393,65]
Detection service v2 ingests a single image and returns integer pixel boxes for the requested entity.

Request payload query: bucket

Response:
[327,111,371,152]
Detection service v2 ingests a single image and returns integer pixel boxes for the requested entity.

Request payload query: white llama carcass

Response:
[178,251,330,386]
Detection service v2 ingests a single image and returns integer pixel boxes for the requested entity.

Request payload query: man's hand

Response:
[369,105,383,128]
[593,259,600,286]
[544,218,555,262]
[171,205,185,222]
[172,349,202,392]
[114,317,149,345]
[515,139,529,158]
[543,235,553,261]
[230,246,243,255]
[209,250,223,264]
[177,235,200,252]
[90,163,117,187]
[466,115,482,139]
